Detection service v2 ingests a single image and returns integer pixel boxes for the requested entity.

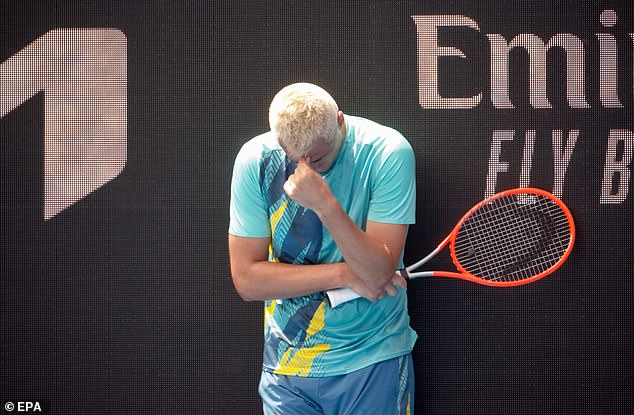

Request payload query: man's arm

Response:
[284,159,408,292]
[318,202,407,291]
[228,234,389,301]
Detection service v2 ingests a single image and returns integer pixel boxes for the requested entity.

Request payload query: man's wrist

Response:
[313,194,340,222]
[333,262,349,289]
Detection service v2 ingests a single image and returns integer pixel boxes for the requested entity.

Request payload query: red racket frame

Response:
[421,187,576,286]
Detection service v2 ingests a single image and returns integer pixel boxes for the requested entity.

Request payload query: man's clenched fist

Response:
[283,158,334,212]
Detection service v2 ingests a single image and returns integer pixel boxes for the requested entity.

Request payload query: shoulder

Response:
[234,131,284,169]
[346,115,413,158]
[236,131,282,159]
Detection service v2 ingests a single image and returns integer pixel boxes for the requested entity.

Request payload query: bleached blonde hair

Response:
[268,83,339,159]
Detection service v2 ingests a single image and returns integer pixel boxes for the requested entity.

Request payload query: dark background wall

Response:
[1,1,632,414]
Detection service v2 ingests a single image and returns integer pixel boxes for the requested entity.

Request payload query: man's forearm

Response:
[228,234,387,302]
[232,260,348,301]
[314,199,396,290]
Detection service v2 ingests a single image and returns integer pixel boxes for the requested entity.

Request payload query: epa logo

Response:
[0,29,127,219]
[3,401,42,412]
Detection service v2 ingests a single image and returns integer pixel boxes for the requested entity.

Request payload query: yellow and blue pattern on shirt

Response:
[259,150,332,376]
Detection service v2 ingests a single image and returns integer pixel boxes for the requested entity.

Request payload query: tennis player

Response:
[228,83,417,414]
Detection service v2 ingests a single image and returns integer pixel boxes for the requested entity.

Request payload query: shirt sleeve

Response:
[228,143,271,238]
[367,134,416,224]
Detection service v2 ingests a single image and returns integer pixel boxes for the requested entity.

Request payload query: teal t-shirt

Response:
[229,115,418,377]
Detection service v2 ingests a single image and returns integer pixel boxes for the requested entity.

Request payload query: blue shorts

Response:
[259,353,414,415]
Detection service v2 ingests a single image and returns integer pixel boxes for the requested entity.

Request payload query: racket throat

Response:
[406,235,450,272]
[408,271,435,279]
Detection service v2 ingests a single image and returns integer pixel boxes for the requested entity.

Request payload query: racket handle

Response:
[326,287,360,308]
[326,270,408,308]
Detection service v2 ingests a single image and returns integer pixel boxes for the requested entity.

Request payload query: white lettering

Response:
[597,33,623,108]
[485,130,514,197]
[552,130,580,198]
[411,15,482,109]
[598,10,623,108]
[488,33,588,109]
[412,11,632,110]
[520,130,536,188]
[601,129,633,203]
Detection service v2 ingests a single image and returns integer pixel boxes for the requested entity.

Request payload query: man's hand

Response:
[346,269,408,301]
[283,158,333,213]
[385,272,407,296]
[375,272,407,299]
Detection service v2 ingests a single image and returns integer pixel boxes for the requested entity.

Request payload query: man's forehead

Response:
[281,136,329,157]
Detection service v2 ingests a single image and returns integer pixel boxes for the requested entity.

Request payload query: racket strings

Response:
[453,194,572,282]
[468,201,570,281]
[463,199,570,280]
[458,208,557,280]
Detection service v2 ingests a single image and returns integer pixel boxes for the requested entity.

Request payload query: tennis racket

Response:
[326,187,575,307]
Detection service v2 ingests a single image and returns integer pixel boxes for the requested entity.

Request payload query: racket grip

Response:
[326,270,408,308]
[326,288,361,308]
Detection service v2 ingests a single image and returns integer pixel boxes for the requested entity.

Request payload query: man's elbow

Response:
[380,244,399,279]
[366,264,397,291]
[231,269,258,302]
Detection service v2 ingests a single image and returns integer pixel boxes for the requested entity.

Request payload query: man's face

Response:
[304,135,341,172]
[285,133,342,173]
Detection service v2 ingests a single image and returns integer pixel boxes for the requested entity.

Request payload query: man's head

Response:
[269,83,344,171]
